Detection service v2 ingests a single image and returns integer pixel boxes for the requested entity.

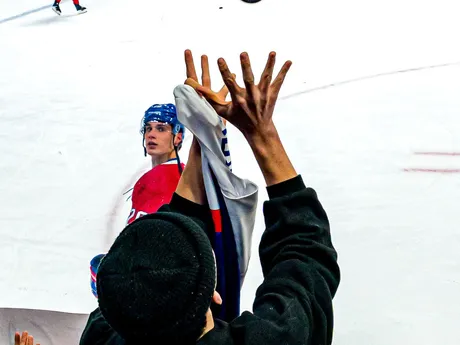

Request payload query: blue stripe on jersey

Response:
[210,169,241,321]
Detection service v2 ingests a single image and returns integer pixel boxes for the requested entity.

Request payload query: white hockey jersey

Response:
[174,84,258,320]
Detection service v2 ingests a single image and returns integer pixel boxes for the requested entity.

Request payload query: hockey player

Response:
[128,49,232,226]
[125,103,185,225]
[90,51,232,298]
[52,0,86,15]
[90,104,185,298]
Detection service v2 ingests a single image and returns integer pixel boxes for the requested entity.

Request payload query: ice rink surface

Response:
[1,0,459,344]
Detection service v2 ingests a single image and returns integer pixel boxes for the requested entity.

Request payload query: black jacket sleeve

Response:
[79,195,213,345]
[79,308,125,345]
[225,175,340,345]
[158,193,215,241]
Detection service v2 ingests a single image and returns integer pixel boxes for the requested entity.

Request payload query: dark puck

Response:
[241,0,262,3]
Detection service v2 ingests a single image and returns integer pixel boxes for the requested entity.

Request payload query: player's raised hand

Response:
[184,49,231,108]
[194,51,292,140]
[15,331,40,345]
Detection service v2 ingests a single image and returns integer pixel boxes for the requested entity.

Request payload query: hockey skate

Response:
[75,5,87,14]
[52,4,61,15]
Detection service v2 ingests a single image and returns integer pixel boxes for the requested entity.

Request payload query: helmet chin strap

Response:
[172,134,183,175]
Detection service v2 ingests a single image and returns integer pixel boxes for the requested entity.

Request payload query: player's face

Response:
[144,122,176,157]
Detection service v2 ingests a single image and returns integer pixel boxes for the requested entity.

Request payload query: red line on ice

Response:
[403,168,460,173]
[414,152,460,156]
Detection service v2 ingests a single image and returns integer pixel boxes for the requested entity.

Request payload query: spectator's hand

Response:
[15,331,40,345]
[184,49,232,110]
[195,51,291,140]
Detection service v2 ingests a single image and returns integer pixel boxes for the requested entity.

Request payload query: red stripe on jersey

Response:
[211,209,222,233]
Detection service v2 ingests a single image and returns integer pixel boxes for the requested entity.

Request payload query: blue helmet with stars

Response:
[140,103,185,136]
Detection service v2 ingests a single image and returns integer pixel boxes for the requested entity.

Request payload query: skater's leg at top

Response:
[52,0,86,14]
[73,0,87,12]
[53,0,81,4]
[52,0,61,14]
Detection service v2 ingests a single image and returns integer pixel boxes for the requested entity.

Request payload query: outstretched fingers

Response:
[216,73,235,101]
[184,49,198,82]
[269,60,292,101]
[259,51,276,94]
[201,55,211,88]
[240,52,258,101]
[217,58,241,100]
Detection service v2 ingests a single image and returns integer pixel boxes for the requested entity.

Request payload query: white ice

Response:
[1,0,459,344]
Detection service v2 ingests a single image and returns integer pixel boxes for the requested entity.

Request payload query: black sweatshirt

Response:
[79,175,340,345]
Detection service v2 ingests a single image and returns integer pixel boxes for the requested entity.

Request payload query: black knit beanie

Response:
[96,211,216,344]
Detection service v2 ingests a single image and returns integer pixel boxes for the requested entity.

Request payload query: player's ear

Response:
[174,132,183,147]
